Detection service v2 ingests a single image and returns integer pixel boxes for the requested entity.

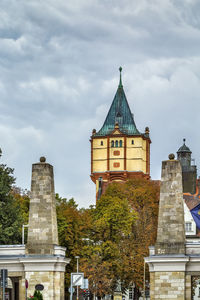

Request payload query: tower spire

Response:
[119,66,123,88]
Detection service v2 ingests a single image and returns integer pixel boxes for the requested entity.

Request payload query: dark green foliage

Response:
[33,290,43,300]
[0,164,15,200]
[0,151,29,245]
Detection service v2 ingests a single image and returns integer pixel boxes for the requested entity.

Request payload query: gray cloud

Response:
[0,0,200,207]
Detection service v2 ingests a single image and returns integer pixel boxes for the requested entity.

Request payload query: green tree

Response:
[80,192,136,297]
[0,150,26,244]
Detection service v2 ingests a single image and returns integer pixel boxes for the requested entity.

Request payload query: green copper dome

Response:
[177,139,191,153]
[95,68,141,136]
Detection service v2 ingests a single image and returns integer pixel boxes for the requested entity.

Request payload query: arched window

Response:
[111,140,114,147]
[100,141,103,146]
[132,140,134,145]
[119,140,122,147]
[115,140,118,147]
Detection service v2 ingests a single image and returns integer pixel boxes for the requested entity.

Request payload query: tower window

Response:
[132,140,134,145]
[119,140,122,147]
[100,141,103,146]
[115,140,118,147]
[111,140,114,147]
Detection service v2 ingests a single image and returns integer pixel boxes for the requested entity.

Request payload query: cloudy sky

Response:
[1,0,200,207]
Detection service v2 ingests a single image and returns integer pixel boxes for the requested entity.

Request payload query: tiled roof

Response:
[95,68,141,137]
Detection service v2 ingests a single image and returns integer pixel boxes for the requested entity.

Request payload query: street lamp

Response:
[75,256,80,300]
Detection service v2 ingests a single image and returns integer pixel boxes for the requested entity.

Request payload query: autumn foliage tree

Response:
[80,192,136,297]
[79,178,159,299]
[124,178,159,294]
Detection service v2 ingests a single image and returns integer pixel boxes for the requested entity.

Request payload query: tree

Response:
[80,179,159,300]
[80,192,136,297]
[12,187,30,225]
[56,194,86,296]
[124,179,159,298]
[102,179,159,299]
[56,194,81,257]
[0,150,27,244]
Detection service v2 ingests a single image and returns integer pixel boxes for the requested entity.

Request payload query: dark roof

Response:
[177,139,191,153]
[95,68,141,137]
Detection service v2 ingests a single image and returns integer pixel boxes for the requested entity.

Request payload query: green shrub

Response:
[33,290,43,300]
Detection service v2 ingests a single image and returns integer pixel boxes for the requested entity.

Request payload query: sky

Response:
[1,0,200,208]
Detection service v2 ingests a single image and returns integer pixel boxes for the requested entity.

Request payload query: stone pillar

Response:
[147,154,187,300]
[19,277,26,300]
[155,154,185,255]
[26,156,58,255]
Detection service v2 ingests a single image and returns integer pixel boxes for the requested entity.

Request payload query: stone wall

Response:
[25,271,65,300]
[150,271,185,299]
[150,273,155,300]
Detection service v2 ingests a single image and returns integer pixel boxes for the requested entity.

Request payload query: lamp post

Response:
[75,256,80,300]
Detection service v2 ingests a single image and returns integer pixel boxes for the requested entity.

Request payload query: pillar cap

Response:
[168,153,175,160]
[40,156,46,163]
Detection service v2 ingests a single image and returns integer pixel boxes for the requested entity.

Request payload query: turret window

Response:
[132,140,134,145]
[115,140,118,147]
[111,140,114,147]
[119,140,122,147]
[100,141,103,146]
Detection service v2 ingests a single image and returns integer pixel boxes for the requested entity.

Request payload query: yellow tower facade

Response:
[90,68,151,199]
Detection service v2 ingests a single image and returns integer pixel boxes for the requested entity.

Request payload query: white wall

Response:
[184,202,196,236]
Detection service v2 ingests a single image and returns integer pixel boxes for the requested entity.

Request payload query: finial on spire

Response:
[183,138,186,144]
[119,66,123,87]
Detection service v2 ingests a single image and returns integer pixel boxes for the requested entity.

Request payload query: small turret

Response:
[177,138,192,167]
[177,139,197,194]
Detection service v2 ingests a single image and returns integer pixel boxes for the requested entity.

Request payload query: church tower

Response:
[90,68,151,199]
